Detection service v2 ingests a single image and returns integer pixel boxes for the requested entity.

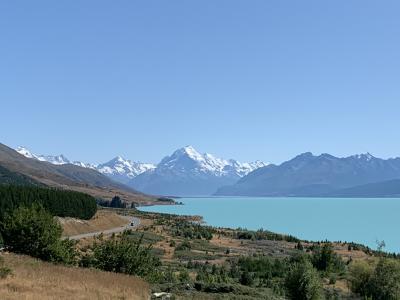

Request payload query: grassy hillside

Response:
[0,253,149,300]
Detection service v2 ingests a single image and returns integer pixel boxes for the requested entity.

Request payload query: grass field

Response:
[0,253,150,300]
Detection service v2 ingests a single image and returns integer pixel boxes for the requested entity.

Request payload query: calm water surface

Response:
[140,197,400,253]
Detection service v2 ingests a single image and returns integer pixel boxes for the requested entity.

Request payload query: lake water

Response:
[140,197,400,253]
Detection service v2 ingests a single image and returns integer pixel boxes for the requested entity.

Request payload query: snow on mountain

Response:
[157,146,267,177]
[129,146,268,196]
[17,146,71,165]
[97,156,156,184]
[15,146,154,183]
[16,147,37,159]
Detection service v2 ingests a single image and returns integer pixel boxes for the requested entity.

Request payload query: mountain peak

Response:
[292,152,314,160]
[158,146,267,178]
[16,146,35,158]
[178,145,203,160]
[350,153,376,161]
[110,156,127,163]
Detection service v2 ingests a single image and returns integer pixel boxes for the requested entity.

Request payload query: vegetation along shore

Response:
[1,184,400,299]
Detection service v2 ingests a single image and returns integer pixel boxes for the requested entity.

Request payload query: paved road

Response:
[65,216,140,240]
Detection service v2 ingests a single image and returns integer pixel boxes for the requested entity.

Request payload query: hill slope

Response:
[0,165,39,186]
[0,143,156,204]
[216,152,400,196]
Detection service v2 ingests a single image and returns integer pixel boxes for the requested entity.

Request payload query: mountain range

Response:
[16,145,267,196]
[215,152,400,197]
[14,146,400,197]
[129,146,267,196]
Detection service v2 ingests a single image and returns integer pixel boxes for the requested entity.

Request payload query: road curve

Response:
[65,216,140,240]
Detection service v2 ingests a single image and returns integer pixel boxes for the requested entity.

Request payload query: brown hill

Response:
[0,143,157,205]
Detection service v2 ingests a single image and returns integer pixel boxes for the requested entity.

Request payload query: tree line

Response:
[0,185,97,221]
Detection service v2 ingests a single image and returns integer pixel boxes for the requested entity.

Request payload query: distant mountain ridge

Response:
[215,152,400,197]
[129,146,268,196]
[16,146,156,184]
[96,156,156,184]
[16,145,267,196]
[18,146,399,197]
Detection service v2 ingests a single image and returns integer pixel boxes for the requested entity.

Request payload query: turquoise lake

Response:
[140,197,400,253]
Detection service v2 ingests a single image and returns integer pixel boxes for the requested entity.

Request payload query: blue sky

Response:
[1,1,400,164]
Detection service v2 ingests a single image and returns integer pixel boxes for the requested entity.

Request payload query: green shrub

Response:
[170,220,215,240]
[349,258,400,299]
[178,269,191,283]
[0,266,12,279]
[0,204,76,264]
[311,243,345,274]
[368,258,400,299]
[236,228,299,243]
[0,256,12,279]
[285,259,323,300]
[87,231,160,278]
[176,240,191,251]
[348,260,374,296]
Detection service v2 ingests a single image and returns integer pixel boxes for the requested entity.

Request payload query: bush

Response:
[0,266,11,279]
[368,258,400,299]
[285,259,323,300]
[236,228,299,243]
[176,240,191,251]
[349,258,400,299]
[87,231,160,278]
[311,243,345,274]
[0,204,76,264]
[348,260,374,296]
[0,256,12,279]
[178,269,191,283]
[170,220,215,240]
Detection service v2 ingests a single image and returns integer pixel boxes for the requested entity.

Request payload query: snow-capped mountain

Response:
[16,147,72,165]
[97,156,156,184]
[15,147,154,183]
[129,146,268,196]
[15,145,267,195]
[157,146,266,177]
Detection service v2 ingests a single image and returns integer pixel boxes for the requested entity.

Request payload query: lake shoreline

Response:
[140,196,400,253]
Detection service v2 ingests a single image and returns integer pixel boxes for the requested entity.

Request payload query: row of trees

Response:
[170,219,215,240]
[0,185,97,220]
[235,228,299,243]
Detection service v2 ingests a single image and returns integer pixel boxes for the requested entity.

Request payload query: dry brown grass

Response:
[0,253,150,300]
[59,210,129,237]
